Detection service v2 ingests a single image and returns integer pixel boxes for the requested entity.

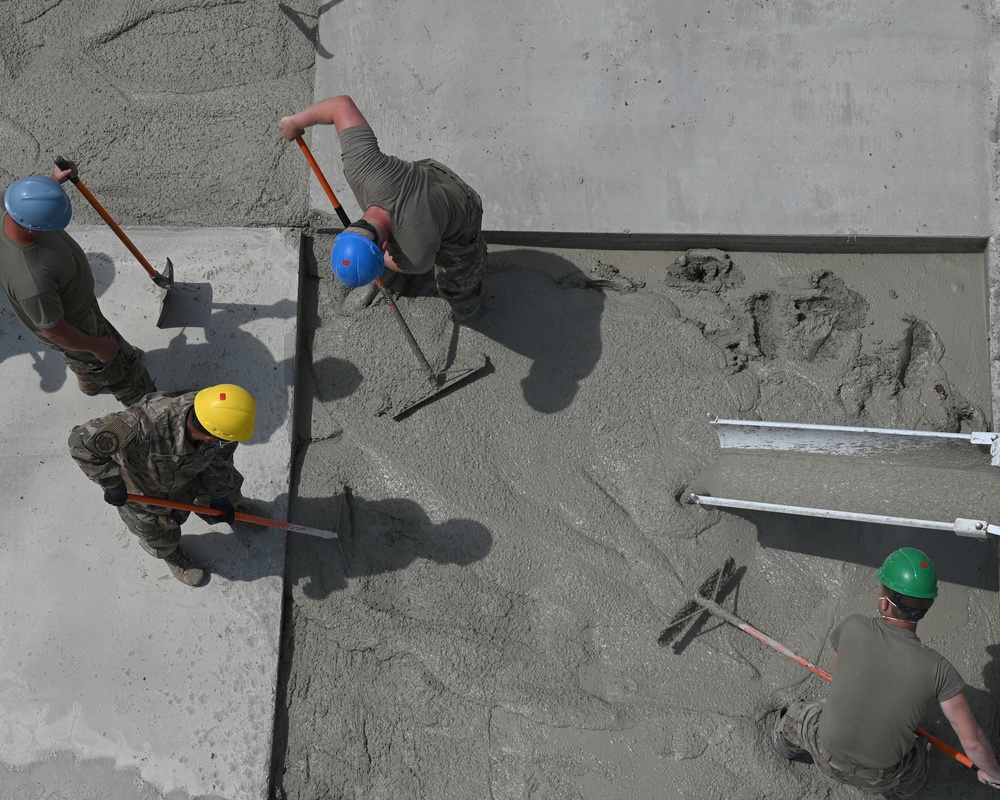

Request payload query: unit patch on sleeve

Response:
[93,413,138,455]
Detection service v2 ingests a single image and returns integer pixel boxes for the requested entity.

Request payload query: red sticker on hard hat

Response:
[920,561,928,568]
[220,392,227,401]
[342,259,351,266]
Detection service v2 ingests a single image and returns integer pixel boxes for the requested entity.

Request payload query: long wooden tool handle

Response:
[295,136,351,228]
[126,493,339,540]
[53,156,159,280]
[694,594,974,769]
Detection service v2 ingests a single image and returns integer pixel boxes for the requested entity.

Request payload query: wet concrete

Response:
[2,2,999,799]
[274,245,999,799]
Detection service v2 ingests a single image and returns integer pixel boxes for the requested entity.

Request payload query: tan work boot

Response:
[163,546,206,586]
[75,373,104,396]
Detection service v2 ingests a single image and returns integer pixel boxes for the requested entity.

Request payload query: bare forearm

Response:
[963,733,1000,779]
[41,319,118,362]
[279,95,368,139]
[42,324,103,354]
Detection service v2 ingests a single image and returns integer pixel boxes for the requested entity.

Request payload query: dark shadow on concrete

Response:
[744,509,999,592]
[278,0,341,59]
[471,248,606,413]
[144,281,297,444]
[285,491,493,598]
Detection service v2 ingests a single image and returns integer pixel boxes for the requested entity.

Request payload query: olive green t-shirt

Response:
[339,124,473,274]
[0,225,95,335]
[820,614,965,769]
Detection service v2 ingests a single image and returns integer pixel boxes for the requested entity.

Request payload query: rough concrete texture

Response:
[2,2,1000,800]
[274,245,999,799]
[0,227,296,800]
[0,0,314,228]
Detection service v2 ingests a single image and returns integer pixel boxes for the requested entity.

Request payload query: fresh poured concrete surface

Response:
[0,227,297,799]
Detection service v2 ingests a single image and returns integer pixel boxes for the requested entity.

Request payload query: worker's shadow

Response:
[0,251,118,393]
[185,490,492,596]
[466,248,612,413]
[143,282,299,444]
[283,491,493,598]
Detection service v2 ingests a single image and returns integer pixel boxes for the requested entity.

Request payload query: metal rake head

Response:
[657,557,738,650]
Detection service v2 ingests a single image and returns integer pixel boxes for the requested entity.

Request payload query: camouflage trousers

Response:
[39,299,155,406]
[779,701,929,797]
[119,478,244,559]
[425,161,488,316]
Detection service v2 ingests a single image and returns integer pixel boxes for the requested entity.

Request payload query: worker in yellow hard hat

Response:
[68,384,261,586]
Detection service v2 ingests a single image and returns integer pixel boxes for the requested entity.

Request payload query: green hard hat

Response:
[877,548,938,599]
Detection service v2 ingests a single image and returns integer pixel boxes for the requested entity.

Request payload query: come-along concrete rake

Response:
[658,558,973,769]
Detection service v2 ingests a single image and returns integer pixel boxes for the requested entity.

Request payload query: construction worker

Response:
[772,547,1000,795]
[68,384,258,587]
[278,95,488,321]
[0,161,155,405]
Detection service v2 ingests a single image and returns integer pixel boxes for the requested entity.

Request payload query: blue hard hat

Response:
[4,176,72,231]
[331,230,384,288]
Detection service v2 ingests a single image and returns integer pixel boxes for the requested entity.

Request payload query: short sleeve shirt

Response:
[338,125,473,274]
[819,614,965,769]
[0,225,95,335]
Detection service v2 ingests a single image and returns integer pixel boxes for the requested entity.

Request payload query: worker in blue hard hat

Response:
[0,159,155,405]
[772,548,1000,795]
[279,95,488,322]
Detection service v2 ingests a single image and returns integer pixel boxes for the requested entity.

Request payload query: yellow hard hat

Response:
[193,384,256,442]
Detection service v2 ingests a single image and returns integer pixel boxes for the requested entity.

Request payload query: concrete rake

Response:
[658,558,973,769]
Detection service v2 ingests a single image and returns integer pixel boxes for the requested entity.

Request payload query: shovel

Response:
[293,136,488,419]
[54,156,174,327]
[658,558,974,770]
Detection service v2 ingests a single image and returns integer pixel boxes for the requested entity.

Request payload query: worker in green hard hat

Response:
[772,548,1000,795]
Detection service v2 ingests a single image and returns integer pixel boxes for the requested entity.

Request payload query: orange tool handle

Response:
[53,157,159,280]
[126,494,339,540]
[294,136,352,228]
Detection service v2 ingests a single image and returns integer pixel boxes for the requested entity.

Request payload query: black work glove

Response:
[103,482,128,507]
[209,496,236,525]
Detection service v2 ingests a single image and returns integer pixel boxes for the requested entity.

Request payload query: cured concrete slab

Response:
[0,226,298,800]
[311,0,994,238]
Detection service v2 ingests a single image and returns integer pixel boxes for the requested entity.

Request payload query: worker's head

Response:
[4,176,72,232]
[876,547,937,622]
[331,223,384,288]
[191,384,256,442]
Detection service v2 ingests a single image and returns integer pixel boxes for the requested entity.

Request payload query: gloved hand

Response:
[208,496,236,525]
[103,482,128,507]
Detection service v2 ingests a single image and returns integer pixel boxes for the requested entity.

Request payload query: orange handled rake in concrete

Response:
[293,136,487,419]
[128,494,339,540]
[54,156,174,327]
[658,558,973,770]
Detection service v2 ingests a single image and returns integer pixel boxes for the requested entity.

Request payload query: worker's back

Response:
[820,614,965,769]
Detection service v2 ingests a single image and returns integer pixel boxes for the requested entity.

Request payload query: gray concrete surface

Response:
[2,1,1000,799]
[0,227,297,800]
[312,0,993,238]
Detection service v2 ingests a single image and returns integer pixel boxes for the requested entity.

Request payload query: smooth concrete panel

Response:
[0,227,298,799]
[311,0,991,237]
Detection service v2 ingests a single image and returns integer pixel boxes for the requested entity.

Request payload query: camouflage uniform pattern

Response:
[778,700,929,797]
[45,299,155,406]
[68,390,244,558]
[423,160,488,316]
